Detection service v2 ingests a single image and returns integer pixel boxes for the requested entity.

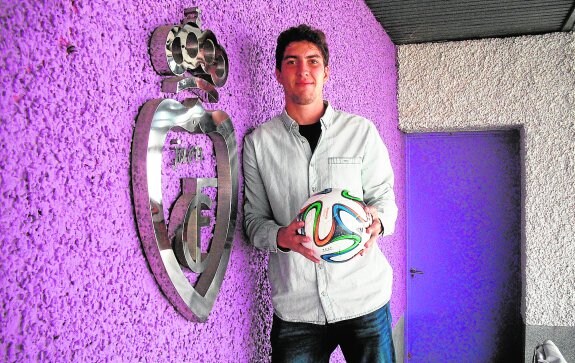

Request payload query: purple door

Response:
[406,131,523,362]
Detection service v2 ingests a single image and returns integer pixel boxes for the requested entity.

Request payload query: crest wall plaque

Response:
[131,7,237,322]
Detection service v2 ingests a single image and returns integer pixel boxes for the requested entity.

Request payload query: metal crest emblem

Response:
[131,8,237,322]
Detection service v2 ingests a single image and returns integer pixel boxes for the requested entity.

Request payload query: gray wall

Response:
[397,31,574,360]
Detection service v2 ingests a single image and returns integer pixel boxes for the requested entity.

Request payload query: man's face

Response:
[275,41,330,107]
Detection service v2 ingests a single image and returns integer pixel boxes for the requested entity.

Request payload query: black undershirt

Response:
[299,122,322,153]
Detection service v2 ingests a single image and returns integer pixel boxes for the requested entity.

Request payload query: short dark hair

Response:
[275,24,329,70]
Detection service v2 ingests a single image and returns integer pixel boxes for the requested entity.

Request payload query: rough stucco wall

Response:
[398,32,575,327]
[0,0,405,361]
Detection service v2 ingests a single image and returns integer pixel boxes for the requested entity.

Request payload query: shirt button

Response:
[318,263,323,269]
[321,291,327,297]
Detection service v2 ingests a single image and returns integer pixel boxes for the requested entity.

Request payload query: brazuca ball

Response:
[297,188,372,263]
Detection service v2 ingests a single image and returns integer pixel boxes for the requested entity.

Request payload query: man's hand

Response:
[277,219,320,263]
[360,205,382,256]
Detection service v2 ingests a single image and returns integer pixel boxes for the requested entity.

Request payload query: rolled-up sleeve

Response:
[242,133,281,252]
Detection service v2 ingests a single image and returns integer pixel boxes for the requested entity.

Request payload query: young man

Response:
[243,24,398,362]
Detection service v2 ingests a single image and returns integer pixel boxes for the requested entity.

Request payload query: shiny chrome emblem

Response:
[131,8,237,322]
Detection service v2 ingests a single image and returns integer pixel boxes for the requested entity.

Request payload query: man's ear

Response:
[275,68,281,83]
[324,66,330,82]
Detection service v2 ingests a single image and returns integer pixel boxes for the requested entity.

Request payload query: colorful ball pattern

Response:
[297,188,372,263]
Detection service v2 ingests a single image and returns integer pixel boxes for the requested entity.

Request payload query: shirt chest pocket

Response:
[328,157,363,198]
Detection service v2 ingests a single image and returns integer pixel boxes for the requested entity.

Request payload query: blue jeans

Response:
[270,303,395,363]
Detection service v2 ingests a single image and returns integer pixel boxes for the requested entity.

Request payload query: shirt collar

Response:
[280,101,335,131]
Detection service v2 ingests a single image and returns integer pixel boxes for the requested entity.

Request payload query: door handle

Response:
[410,268,424,277]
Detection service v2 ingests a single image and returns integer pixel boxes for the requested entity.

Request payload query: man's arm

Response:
[362,122,398,237]
[243,133,318,262]
[242,134,281,252]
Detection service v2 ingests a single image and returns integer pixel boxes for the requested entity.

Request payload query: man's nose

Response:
[297,62,309,75]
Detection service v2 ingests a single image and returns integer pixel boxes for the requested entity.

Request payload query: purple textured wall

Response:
[0,0,405,361]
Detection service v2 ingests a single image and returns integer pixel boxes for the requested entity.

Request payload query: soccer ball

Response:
[297,188,372,263]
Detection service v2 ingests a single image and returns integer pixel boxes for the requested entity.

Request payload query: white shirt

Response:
[243,102,398,324]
